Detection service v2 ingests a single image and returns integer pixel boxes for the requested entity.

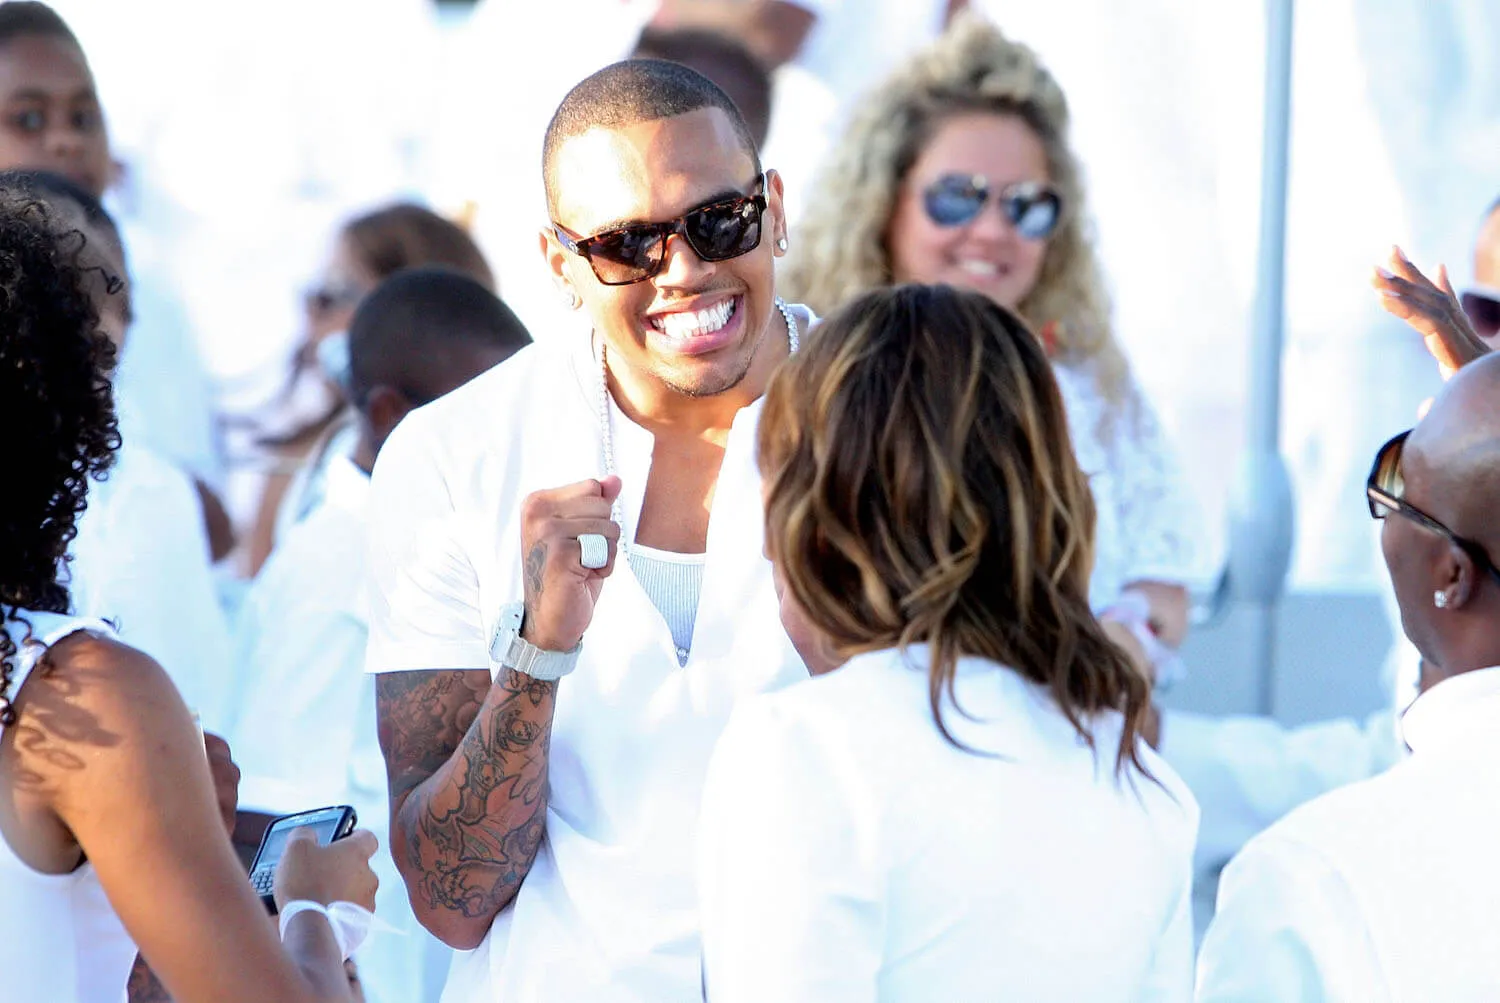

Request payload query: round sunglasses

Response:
[1367,429,1500,586]
[553,174,768,286]
[921,175,1063,240]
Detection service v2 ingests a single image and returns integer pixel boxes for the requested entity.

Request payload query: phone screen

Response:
[258,815,343,869]
[249,805,355,908]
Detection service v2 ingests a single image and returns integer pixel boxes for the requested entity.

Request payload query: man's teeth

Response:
[958,259,1002,277]
[652,299,736,338]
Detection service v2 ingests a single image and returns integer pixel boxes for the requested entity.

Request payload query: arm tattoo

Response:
[377,668,557,927]
[523,541,547,618]
[127,954,173,1003]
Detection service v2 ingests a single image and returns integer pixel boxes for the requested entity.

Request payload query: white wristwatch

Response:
[489,602,581,681]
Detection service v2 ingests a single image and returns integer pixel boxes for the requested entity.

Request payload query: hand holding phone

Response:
[248,806,360,912]
[274,826,379,916]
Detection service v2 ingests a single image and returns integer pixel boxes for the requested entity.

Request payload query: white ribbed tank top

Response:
[0,611,138,1002]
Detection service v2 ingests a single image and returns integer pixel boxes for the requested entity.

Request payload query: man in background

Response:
[227,267,531,1003]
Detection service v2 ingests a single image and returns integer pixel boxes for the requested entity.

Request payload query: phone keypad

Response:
[251,867,275,896]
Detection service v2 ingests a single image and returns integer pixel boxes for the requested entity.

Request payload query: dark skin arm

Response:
[374,478,622,949]
[376,668,556,950]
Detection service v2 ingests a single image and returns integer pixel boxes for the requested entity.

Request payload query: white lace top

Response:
[1052,360,1202,612]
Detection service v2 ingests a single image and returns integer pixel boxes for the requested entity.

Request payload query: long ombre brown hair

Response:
[759,283,1152,777]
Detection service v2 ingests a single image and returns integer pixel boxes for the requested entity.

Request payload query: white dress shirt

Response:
[698,645,1200,1003]
[1197,666,1500,1001]
[66,438,234,732]
[363,318,810,1002]
[226,452,449,1003]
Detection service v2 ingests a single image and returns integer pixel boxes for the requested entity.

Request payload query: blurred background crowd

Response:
[8,0,1500,999]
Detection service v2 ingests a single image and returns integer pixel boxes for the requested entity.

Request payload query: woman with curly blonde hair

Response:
[697,284,1198,1001]
[782,13,1201,684]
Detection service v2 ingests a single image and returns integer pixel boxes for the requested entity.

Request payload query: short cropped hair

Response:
[347,266,531,407]
[541,58,762,219]
[0,1,79,48]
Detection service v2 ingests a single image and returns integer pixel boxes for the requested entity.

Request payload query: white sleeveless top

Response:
[0,611,139,1003]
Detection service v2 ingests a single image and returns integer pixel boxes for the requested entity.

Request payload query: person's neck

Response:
[352,432,378,476]
[1424,614,1500,693]
[606,308,791,440]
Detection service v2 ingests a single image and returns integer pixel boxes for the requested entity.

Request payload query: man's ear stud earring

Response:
[1434,591,1450,609]
[776,237,788,252]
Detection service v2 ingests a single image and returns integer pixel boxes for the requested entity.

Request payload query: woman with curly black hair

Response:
[0,192,379,1002]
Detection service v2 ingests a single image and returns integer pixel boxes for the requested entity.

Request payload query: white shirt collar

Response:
[1400,665,1500,755]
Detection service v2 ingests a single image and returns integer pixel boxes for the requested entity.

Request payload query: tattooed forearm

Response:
[127,954,173,1003]
[376,667,557,945]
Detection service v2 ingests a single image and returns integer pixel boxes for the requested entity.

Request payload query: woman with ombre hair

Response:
[697,284,1198,1002]
[781,12,1200,686]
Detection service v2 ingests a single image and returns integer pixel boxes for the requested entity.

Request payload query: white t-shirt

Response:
[1197,666,1500,1001]
[227,452,450,1003]
[67,438,235,733]
[363,321,809,1001]
[0,612,137,1003]
[698,645,1200,1002]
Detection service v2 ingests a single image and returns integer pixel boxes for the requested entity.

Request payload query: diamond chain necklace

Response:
[597,297,800,560]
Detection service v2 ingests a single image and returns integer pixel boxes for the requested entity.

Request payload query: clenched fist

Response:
[519,476,624,652]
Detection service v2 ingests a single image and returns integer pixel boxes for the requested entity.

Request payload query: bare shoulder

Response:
[8,632,193,791]
[17,631,184,729]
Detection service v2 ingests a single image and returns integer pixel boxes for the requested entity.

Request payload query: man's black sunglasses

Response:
[552,174,768,286]
[1367,429,1500,585]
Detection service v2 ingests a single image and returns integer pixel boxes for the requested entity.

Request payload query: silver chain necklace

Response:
[598,296,800,560]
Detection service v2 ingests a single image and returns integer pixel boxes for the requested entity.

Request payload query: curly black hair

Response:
[0,191,118,725]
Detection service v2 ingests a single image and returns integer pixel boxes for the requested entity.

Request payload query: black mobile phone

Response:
[248,805,358,912]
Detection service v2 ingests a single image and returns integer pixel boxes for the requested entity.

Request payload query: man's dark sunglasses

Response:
[552,174,768,286]
[922,174,1063,240]
[1367,430,1500,585]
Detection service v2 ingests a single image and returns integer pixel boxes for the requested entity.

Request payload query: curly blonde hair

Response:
[781,12,1132,412]
[759,284,1154,777]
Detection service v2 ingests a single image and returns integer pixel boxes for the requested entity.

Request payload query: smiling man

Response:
[366,60,812,1001]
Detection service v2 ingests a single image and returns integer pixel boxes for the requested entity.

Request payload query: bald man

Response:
[1197,354,1500,1001]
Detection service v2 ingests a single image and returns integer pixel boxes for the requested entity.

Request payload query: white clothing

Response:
[364,313,812,1001]
[67,439,235,733]
[110,263,224,490]
[1159,708,1405,875]
[698,645,1200,1003]
[227,452,448,1003]
[1197,667,1500,1001]
[1053,361,1204,609]
[0,612,137,1003]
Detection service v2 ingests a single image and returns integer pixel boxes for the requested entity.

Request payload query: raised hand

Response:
[1373,245,1492,378]
[519,476,624,652]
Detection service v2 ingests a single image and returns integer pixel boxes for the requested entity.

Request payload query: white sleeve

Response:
[698,698,883,1003]
[363,412,489,674]
[229,595,368,813]
[1109,387,1204,590]
[1158,709,1403,873]
[1137,867,1195,1003]
[1197,832,1390,1002]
